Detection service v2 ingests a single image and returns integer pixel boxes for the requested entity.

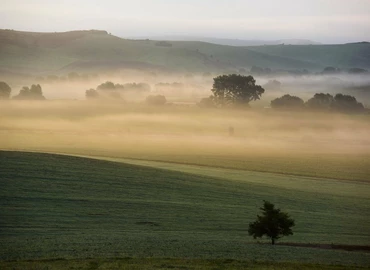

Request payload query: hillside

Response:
[1,151,369,266]
[128,35,322,46]
[1,29,370,74]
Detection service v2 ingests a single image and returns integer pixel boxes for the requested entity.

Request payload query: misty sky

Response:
[1,0,370,43]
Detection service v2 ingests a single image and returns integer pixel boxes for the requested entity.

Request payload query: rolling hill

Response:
[0,151,369,266]
[128,35,322,46]
[1,29,369,74]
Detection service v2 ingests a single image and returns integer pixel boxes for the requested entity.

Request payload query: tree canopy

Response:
[13,84,45,100]
[305,93,364,113]
[331,93,364,113]
[85,89,100,99]
[0,81,11,100]
[270,94,304,109]
[146,95,166,106]
[248,200,295,245]
[211,74,264,107]
[306,93,334,110]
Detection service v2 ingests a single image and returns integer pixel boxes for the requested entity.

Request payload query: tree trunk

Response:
[271,238,275,245]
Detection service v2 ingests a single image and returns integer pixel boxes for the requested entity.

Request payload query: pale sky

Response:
[1,0,370,43]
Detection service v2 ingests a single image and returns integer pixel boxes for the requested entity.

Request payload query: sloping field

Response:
[246,43,370,69]
[0,151,369,267]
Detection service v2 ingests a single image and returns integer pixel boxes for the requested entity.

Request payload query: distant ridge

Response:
[127,35,322,46]
[346,41,370,45]
[0,29,370,74]
[0,29,108,48]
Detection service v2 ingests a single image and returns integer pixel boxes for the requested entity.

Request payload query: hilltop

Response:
[128,35,322,46]
[1,29,370,74]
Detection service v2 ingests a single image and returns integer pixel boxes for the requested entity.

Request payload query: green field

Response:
[1,151,369,268]
[0,258,367,270]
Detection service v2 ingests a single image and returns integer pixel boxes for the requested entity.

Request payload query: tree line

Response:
[0,82,45,100]
[200,74,366,113]
[1,75,367,113]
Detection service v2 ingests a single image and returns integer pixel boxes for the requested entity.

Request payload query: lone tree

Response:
[211,74,264,107]
[248,201,295,245]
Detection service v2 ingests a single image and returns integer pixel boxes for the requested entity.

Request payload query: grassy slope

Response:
[84,156,370,198]
[1,30,370,73]
[0,151,369,266]
[246,43,370,69]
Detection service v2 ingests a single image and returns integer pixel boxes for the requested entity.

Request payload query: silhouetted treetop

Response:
[306,93,334,110]
[270,94,304,109]
[331,93,364,113]
[248,200,295,245]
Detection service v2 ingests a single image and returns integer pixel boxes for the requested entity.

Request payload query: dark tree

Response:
[13,84,45,100]
[211,74,264,107]
[331,94,364,113]
[0,81,11,99]
[306,93,334,110]
[270,94,304,109]
[146,95,166,106]
[97,81,116,91]
[248,201,295,245]
[85,89,99,99]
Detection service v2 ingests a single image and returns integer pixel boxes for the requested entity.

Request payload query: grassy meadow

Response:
[0,258,367,270]
[0,151,370,268]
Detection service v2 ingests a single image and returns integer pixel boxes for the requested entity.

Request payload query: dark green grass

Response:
[1,258,368,270]
[0,151,369,266]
